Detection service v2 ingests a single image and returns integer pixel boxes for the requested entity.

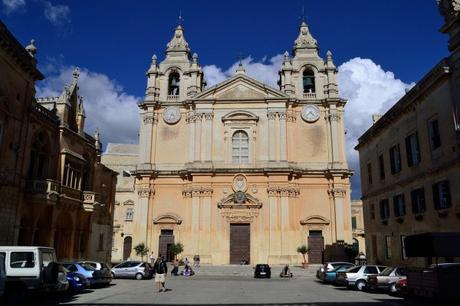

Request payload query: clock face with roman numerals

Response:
[163,106,181,124]
[301,105,320,123]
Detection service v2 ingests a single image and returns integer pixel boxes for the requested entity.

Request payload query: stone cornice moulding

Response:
[153,213,183,225]
[328,188,346,198]
[300,215,330,226]
[182,186,213,197]
[267,186,300,197]
[137,186,154,198]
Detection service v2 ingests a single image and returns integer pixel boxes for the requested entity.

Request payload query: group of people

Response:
[150,254,199,293]
[170,258,196,276]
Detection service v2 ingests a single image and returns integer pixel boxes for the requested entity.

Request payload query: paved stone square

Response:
[40,265,422,306]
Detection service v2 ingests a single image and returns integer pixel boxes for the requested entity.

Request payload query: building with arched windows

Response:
[108,20,353,265]
[0,20,117,262]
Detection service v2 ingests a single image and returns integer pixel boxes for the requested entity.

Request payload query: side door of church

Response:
[308,230,324,264]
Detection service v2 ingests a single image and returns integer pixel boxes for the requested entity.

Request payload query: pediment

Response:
[194,74,288,100]
[300,215,330,225]
[153,213,182,225]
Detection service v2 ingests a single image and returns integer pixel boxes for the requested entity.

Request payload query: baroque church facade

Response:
[112,21,353,265]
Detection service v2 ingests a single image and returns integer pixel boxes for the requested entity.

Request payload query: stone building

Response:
[101,143,139,262]
[351,200,366,255]
[355,1,460,267]
[0,21,117,262]
[124,20,353,265]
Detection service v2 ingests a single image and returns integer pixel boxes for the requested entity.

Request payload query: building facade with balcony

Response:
[0,21,117,262]
[127,20,353,265]
[355,1,460,267]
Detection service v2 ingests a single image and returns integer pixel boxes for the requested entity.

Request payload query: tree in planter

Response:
[170,242,184,261]
[297,245,310,268]
[133,242,149,261]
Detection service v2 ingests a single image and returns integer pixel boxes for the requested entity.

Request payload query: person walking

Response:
[149,252,155,265]
[153,256,168,292]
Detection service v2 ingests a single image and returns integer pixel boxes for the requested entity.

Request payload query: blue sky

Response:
[1,0,449,198]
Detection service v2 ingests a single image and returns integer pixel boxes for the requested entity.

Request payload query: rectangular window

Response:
[389,144,402,174]
[400,235,407,260]
[393,194,406,217]
[125,207,134,221]
[385,236,392,259]
[411,188,426,214]
[405,132,421,167]
[428,119,441,150]
[367,162,373,185]
[378,154,385,180]
[433,180,451,210]
[380,199,390,220]
[370,203,375,220]
[351,217,357,230]
[10,252,35,268]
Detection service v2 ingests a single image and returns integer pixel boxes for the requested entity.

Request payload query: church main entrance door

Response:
[230,223,250,264]
[308,230,324,264]
[158,229,175,262]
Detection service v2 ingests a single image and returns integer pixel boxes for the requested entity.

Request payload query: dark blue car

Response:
[66,271,90,292]
[63,263,111,287]
[323,264,355,284]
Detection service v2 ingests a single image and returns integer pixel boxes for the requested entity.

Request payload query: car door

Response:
[363,266,379,279]
[113,262,127,278]
[125,262,138,278]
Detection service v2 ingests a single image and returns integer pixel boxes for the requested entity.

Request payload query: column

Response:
[330,188,346,241]
[134,185,152,249]
[280,191,289,255]
[268,188,281,261]
[139,111,154,164]
[268,112,276,161]
[191,191,200,253]
[194,114,202,162]
[188,113,195,162]
[279,112,287,161]
[199,188,212,260]
[204,113,213,161]
[329,106,340,166]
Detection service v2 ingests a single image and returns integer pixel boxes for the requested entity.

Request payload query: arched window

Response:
[28,132,49,179]
[232,131,249,163]
[303,68,315,93]
[168,72,180,96]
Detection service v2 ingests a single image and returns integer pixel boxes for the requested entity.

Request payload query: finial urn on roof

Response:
[25,39,37,58]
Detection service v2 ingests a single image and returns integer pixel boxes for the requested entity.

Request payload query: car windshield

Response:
[380,267,394,276]
[347,266,361,273]
[80,263,96,271]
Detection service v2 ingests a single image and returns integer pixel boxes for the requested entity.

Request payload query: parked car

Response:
[63,263,111,287]
[0,246,68,304]
[111,261,153,280]
[393,278,407,296]
[77,261,112,284]
[254,264,271,278]
[65,270,90,293]
[316,262,354,280]
[322,264,355,284]
[367,266,407,292]
[336,265,387,291]
[0,253,5,299]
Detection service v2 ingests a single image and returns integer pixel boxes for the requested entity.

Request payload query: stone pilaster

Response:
[279,111,287,161]
[134,185,154,248]
[267,111,277,161]
[139,111,156,164]
[328,187,346,241]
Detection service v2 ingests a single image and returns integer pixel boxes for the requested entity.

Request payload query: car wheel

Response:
[135,273,143,280]
[389,283,397,293]
[356,280,366,291]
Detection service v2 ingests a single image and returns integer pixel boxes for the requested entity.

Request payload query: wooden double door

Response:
[230,223,250,264]
[308,230,324,264]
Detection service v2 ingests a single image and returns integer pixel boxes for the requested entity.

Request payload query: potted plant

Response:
[133,242,149,261]
[297,245,310,268]
[170,242,184,261]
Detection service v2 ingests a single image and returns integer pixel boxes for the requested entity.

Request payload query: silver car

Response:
[111,261,153,280]
[367,266,407,292]
[336,265,387,291]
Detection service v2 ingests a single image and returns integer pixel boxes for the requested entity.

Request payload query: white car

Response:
[0,246,68,302]
[336,265,387,291]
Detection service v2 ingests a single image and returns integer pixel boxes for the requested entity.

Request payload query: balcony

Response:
[303,92,317,100]
[60,185,82,205]
[167,95,179,102]
[25,179,60,204]
[82,191,102,212]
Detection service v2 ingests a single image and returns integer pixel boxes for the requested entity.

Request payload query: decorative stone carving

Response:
[217,192,262,209]
[286,110,297,122]
[232,174,248,192]
[138,186,154,198]
[278,112,287,121]
[182,186,213,197]
[328,113,341,122]
[267,112,277,120]
[153,213,182,225]
[220,209,260,223]
[300,215,330,226]
[294,21,318,50]
[328,188,346,198]
[166,25,190,52]
[267,186,300,197]
[204,112,214,120]
[143,113,157,124]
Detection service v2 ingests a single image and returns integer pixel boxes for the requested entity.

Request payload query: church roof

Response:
[194,73,288,100]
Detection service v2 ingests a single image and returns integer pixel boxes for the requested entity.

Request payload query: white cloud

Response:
[203,54,284,88]
[337,57,413,196]
[43,1,70,26]
[36,67,140,146]
[203,55,412,197]
[2,0,25,14]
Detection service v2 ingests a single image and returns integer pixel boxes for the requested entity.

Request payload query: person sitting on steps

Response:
[280,265,293,278]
